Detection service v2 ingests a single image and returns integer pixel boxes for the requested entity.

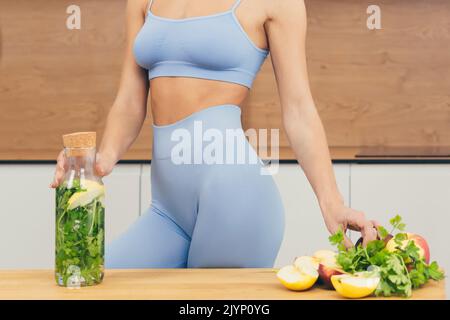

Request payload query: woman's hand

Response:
[49,150,116,188]
[93,152,116,177]
[321,201,379,248]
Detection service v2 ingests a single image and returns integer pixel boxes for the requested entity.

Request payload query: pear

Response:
[277,258,319,291]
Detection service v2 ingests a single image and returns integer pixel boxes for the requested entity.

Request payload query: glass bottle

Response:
[55,132,105,287]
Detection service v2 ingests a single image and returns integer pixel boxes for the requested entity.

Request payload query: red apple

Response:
[386,233,430,264]
[318,264,344,288]
[313,250,344,288]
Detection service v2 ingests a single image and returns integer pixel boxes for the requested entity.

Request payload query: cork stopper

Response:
[62,132,96,157]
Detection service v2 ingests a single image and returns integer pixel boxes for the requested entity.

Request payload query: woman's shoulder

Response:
[264,0,306,21]
[126,0,151,17]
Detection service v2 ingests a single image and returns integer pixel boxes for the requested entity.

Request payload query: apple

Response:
[312,250,344,288]
[386,233,430,264]
[318,262,344,288]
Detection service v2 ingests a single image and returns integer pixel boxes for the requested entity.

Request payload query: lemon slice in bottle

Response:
[67,180,105,210]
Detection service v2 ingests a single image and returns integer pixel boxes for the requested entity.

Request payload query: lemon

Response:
[331,273,380,299]
[67,180,105,210]
[277,264,319,291]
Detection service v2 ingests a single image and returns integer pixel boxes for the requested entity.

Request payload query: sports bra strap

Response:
[231,0,242,11]
[148,0,241,15]
[146,0,154,13]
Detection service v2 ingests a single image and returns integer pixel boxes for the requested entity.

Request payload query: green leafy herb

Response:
[328,227,346,252]
[55,181,105,287]
[389,215,406,232]
[377,225,389,239]
[328,214,445,297]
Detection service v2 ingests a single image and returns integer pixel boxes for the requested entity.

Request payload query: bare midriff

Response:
[149,77,249,126]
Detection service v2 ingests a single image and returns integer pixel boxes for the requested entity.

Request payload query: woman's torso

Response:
[134,0,269,125]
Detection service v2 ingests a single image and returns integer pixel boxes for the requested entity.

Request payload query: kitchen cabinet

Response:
[350,164,450,296]
[272,164,350,267]
[0,164,141,269]
[0,165,55,268]
[140,164,152,215]
[102,164,142,244]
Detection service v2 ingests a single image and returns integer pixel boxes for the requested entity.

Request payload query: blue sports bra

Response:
[133,0,269,89]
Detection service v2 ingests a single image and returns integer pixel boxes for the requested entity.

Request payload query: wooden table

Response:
[0,269,445,300]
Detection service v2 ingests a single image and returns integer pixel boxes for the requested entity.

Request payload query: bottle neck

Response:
[64,147,97,182]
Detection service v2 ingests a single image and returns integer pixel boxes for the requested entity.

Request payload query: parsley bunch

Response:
[329,215,444,297]
[55,180,105,287]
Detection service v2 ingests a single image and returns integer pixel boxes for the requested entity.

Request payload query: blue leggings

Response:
[105,105,285,268]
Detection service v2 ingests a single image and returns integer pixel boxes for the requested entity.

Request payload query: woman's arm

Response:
[265,0,378,246]
[51,0,149,186]
[97,0,150,174]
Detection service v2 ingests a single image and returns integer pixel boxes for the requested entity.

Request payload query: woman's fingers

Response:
[361,222,378,246]
[371,220,381,230]
[342,232,355,249]
[327,207,379,248]
[346,209,378,246]
[328,221,354,249]
[346,210,366,231]
[50,151,115,188]
[50,151,66,188]
[95,161,106,177]
[94,152,114,177]
[95,153,107,177]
